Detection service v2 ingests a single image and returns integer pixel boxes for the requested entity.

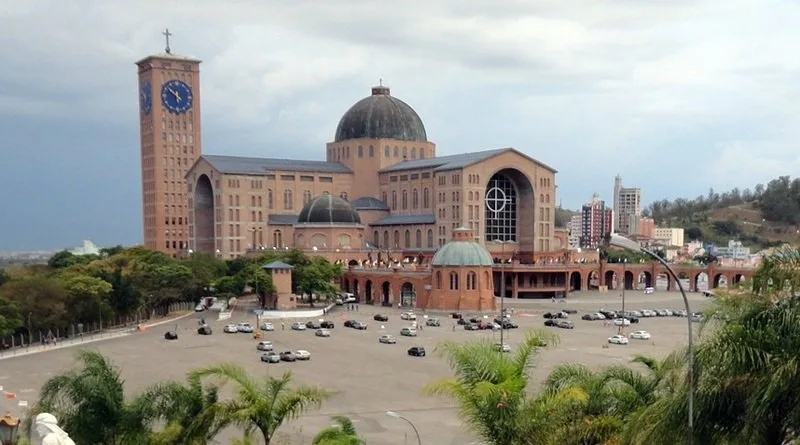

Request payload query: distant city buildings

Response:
[613,174,641,236]
[580,194,613,248]
[654,227,685,247]
[567,215,582,250]
[710,240,751,260]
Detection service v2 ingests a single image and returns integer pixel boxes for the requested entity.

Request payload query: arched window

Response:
[402,146,408,158]
[383,231,389,247]
[385,146,390,158]
[391,191,397,210]
[402,190,408,209]
[423,188,430,208]
[415,229,422,248]
[450,272,459,290]
[546,194,550,203]
[412,189,419,208]
[485,271,491,289]
[485,172,518,242]
[436,271,442,289]
[273,230,283,248]
[303,190,312,205]
[358,146,364,157]
[404,230,410,248]
[284,189,293,210]
[393,230,400,248]
[373,231,379,247]
[411,147,417,159]
[467,272,477,290]
[427,229,433,247]
[369,145,375,157]
[419,148,425,159]
[394,146,399,157]
[267,189,274,209]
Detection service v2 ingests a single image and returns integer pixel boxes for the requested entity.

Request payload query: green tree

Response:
[235,262,275,307]
[58,273,114,325]
[0,275,69,329]
[423,331,582,445]
[213,275,245,296]
[0,268,9,286]
[295,258,341,307]
[184,253,227,301]
[32,350,154,445]
[190,365,330,445]
[685,227,703,241]
[47,250,78,269]
[0,296,22,336]
[132,261,193,311]
[312,416,364,445]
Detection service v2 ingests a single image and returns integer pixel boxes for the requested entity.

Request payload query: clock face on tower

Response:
[139,81,152,115]
[160,79,193,114]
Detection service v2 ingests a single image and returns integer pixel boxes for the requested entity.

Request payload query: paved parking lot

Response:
[0,291,711,444]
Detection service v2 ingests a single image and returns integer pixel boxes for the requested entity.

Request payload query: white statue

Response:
[30,413,76,445]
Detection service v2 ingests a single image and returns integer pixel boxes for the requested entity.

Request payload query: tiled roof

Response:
[378,148,557,173]
[370,214,436,226]
[202,155,352,175]
[267,214,299,225]
[262,260,294,270]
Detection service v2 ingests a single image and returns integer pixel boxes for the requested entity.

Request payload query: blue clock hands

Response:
[160,79,193,114]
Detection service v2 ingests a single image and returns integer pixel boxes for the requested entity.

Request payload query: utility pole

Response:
[26,312,32,347]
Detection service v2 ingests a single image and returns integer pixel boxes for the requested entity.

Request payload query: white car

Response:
[195,304,206,312]
[593,313,607,320]
[256,340,274,351]
[237,323,254,333]
[400,312,417,321]
[291,322,307,331]
[294,350,311,360]
[494,342,511,353]
[260,322,274,331]
[379,335,397,344]
[613,318,631,326]
[223,324,238,333]
[629,330,651,340]
[400,327,418,337]
[315,329,331,337]
[608,335,629,345]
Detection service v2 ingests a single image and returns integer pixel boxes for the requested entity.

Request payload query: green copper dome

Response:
[432,229,493,267]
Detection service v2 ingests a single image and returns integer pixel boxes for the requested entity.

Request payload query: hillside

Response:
[647,176,800,250]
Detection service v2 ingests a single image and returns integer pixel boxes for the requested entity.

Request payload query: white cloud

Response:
[1,0,799,208]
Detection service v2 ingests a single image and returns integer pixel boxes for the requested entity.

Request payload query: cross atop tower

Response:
[162,28,173,54]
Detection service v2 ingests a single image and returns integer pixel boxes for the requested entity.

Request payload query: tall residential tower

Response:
[612,175,641,236]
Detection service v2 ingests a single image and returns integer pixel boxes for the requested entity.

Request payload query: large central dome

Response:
[334,86,427,143]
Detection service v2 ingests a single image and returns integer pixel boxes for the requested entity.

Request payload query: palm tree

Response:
[31,350,153,445]
[312,416,365,445]
[189,364,331,444]
[134,374,220,445]
[423,330,583,445]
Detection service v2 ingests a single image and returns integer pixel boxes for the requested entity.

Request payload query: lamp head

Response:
[386,411,400,418]
[610,234,642,253]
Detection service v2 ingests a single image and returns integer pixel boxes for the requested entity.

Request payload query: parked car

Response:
[556,320,574,329]
[291,322,307,331]
[691,313,704,323]
[379,334,397,344]
[543,312,567,319]
[194,304,206,312]
[629,330,651,340]
[197,326,212,335]
[294,350,311,360]
[450,312,462,319]
[599,310,617,319]
[237,323,254,333]
[400,327,418,337]
[608,335,629,345]
[544,319,557,327]
[373,314,389,322]
[401,312,417,320]
[279,351,296,362]
[613,318,631,326]
[425,318,440,327]
[457,318,468,325]
[320,320,335,329]
[260,352,280,363]
[164,331,178,340]
[305,321,321,329]
[223,324,238,333]
[260,322,274,331]
[257,340,274,351]
[463,323,480,331]
[315,329,331,337]
[500,320,518,329]
[494,342,511,353]
[343,320,355,328]
[407,346,426,357]
[352,321,368,330]
[469,317,481,324]
[562,308,578,314]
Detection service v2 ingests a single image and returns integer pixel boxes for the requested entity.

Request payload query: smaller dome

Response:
[432,228,493,267]
[297,195,361,224]
[351,196,390,211]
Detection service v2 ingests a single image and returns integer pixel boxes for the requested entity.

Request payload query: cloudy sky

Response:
[1,0,798,251]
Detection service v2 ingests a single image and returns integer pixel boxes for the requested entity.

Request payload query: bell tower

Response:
[135,29,203,255]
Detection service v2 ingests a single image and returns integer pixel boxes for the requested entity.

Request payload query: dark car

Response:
[343,320,354,328]
[451,312,462,319]
[544,319,556,327]
[457,318,468,325]
[464,323,480,331]
[581,314,594,321]
[628,317,640,324]
[373,314,389,322]
[197,326,212,335]
[556,320,575,329]
[408,346,426,357]
[501,321,518,329]
[320,321,335,329]
[494,316,511,325]
[306,321,321,329]
[477,321,492,330]
[544,312,568,319]
[469,317,481,324]
[280,351,296,362]
[164,331,178,340]
[600,310,617,319]
[562,308,578,314]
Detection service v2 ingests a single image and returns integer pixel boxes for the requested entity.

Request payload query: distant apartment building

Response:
[637,217,655,241]
[654,228,685,247]
[613,174,641,236]
[711,240,751,260]
[580,194,613,248]
[568,215,582,250]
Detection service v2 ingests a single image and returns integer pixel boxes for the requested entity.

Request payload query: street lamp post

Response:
[620,258,627,335]
[386,411,421,445]
[493,240,507,348]
[610,234,694,444]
